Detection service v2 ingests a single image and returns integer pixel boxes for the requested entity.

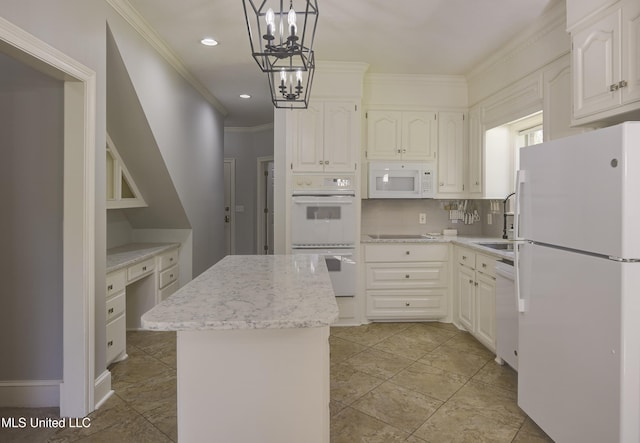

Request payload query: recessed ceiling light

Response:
[240,94,251,99]
[200,38,218,46]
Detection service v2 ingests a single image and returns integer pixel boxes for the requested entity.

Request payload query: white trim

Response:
[106,0,227,117]
[106,132,148,209]
[0,380,62,408]
[256,156,274,255]
[0,16,96,418]
[94,371,114,410]
[224,158,236,255]
[466,2,567,82]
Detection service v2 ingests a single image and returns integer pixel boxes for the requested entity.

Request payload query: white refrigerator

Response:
[515,122,640,443]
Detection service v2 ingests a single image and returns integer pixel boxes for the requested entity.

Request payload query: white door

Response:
[323,101,356,172]
[223,159,235,255]
[401,111,437,161]
[437,111,465,194]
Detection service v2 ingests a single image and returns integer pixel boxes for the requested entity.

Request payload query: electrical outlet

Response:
[419,213,427,224]
[487,213,492,225]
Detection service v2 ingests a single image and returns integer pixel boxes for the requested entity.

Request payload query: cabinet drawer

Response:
[158,248,179,271]
[106,292,125,323]
[106,269,126,297]
[366,262,447,289]
[106,314,126,365]
[366,289,447,319]
[457,248,476,268]
[476,253,496,277]
[127,258,154,282]
[159,279,179,301]
[365,243,449,262]
[159,265,179,289]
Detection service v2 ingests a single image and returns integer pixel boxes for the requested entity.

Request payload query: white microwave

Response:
[368,162,435,199]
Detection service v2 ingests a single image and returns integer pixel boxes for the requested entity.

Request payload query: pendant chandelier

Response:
[242,0,318,108]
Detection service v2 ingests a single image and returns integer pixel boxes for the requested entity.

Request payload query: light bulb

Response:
[296,70,302,85]
[288,7,297,36]
[265,8,275,36]
[280,69,287,85]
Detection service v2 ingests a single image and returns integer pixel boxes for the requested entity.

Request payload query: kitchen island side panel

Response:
[177,327,330,443]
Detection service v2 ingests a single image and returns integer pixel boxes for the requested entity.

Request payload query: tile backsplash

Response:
[361,199,508,238]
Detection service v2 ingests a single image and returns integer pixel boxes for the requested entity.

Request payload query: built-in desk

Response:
[142,254,338,443]
[106,243,180,365]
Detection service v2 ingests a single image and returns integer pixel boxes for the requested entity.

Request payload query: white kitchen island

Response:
[141,254,339,443]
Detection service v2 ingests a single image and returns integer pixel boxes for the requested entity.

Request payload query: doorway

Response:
[0,18,96,417]
[223,158,236,255]
[257,156,274,255]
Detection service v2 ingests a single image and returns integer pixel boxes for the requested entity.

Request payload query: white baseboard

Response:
[94,370,113,410]
[0,380,62,408]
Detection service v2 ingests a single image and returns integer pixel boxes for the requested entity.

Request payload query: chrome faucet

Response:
[503,192,515,239]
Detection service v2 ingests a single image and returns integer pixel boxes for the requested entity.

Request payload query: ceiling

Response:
[126,0,560,128]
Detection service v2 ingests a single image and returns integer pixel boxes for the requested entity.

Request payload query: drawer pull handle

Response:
[475,282,478,287]
[469,279,473,284]
[107,284,113,291]
[405,251,410,255]
[142,266,147,271]
[482,263,487,268]
[107,340,113,347]
[108,308,114,314]
[405,274,410,279]
[170,257,174,262]
[405,302,410,307]
[170,274,174,279]
[462,255,467,260]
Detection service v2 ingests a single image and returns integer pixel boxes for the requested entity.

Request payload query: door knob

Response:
[224,215,230,223]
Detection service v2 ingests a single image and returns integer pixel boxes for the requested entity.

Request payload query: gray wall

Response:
[224,127,274,254]
[0,0,109,379]
[1,0,226,383]
[107,12,226,276]
[0,53,64,379]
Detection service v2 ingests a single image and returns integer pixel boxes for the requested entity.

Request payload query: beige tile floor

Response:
[0,322,554,442]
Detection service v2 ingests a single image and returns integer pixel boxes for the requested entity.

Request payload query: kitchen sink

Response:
[476,242,514,251]
[368,234,436,240]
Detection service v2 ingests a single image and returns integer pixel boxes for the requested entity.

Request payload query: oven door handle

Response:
[292,199,353,205]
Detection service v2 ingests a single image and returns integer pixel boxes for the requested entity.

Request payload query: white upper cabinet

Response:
[291,100,358,172]
[467,106,483,195]
[572,7,622,119]
[366,110,437,161]
[436,111,465,196]
[572,0,640,124]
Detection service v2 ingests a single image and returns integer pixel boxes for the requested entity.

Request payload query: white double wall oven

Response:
[291,175,356,299]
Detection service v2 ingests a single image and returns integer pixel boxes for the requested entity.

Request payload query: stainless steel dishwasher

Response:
[495,258,518,371]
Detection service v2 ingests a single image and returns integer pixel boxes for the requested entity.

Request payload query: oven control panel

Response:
[292,174,354,193]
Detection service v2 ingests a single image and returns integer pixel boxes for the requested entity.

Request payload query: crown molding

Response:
[315,61,370,74]
[365,73,467,87]
[106,0,228,117]
[466,1,567,82]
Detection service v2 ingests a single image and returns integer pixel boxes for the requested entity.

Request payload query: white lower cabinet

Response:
[105,245,180,366]
[106,269,127,365]
[365,243,449,320]
[455,247,497,352]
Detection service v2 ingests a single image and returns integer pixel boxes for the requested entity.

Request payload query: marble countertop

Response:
[107,242,180,273]
[361,234,514,260]
[141,254,339,331]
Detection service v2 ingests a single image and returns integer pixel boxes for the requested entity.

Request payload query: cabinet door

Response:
[572,8,622,118]
[401,111,437,161]
[437,112,465,195]
[323,101,356,172]
[366,110,402,160]
[292,103,324,172]
[622,0,640,105]
[457,265,475,332]
[467,107,483,195]
[475,272,497,351]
